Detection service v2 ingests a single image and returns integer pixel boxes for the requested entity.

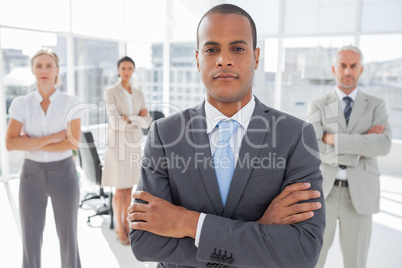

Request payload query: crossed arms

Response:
[128,183,321,239]
[127,120,325,267]
[6,118,81,152]
[307,99,391,167]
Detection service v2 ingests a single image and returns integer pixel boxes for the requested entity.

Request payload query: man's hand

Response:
[367,125,384,134]
[322,134,334,145]
[127,191,200,239]
[256,183,322,225]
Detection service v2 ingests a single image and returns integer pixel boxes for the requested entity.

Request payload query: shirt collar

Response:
[205,95,256,134]
[34,88,60,103]
[335,86,359,102]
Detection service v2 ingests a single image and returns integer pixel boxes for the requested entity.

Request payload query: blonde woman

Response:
[6,49,82,268]
[102,56,151,245]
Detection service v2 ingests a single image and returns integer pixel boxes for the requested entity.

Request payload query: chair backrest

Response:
[142,110,165,135]
[150,110,165,121]
[78,131,102,186]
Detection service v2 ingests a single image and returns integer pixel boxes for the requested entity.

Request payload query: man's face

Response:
[196,13,260,106]
[332,50,363,94]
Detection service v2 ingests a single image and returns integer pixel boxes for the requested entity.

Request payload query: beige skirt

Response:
[101,129,143,189]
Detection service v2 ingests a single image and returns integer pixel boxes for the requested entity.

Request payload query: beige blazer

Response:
[306,90,392,215]
[102,82,151,188]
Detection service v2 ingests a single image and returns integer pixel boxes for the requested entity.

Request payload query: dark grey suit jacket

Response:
[130,98,325,268]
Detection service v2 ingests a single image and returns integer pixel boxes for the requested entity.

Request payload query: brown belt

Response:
[334,179,348,187]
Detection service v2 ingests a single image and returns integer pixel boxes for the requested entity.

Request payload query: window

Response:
[280,36,355,119]
[72,0,123,39]
[127,41,162,109]
[186,71,192,83]
[170,71,175,83]
[170,0,211,40]
[227,0,280,35]
[153,71,159,82]
[167,43,203,111]
[253,39,276,108]
[0,0,70,31]
[74,37,119,126]
[2,0,402,182]
[360,34,402,139]
[124,0,165,42]
[284,0,357,34]
[178,71,184,83]
[362,0,402,32]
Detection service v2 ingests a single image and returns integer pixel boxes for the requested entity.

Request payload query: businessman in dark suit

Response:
[127,4,325,267]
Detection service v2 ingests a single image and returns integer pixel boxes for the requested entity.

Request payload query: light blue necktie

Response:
[213,120,240,207]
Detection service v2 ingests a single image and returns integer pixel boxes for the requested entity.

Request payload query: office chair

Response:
[142,110,165,136]
[78,130,114,229]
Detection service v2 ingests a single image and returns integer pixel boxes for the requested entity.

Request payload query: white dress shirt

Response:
[334,86,359,180]
[9,89,83,163]
[195,96,256,247]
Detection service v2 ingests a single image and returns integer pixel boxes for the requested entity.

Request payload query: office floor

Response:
[1,174,401,268]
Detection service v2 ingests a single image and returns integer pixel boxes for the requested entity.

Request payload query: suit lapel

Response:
[347,91,367,133]
[189,103,224,216]
[223,98,270,218]
[326,91,347,132]
[115,83,130,115]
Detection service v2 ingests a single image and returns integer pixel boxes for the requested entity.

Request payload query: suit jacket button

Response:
[227,257,234,264]
[217,250,223,262]
[210,248,218,261]
[221,255,228,263]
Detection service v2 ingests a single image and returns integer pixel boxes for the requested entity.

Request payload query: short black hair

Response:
[117,56,135,69]
[196,4,257,50]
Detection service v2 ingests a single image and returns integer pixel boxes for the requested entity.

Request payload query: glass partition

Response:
[360,34,402,139]
[280,36,355,119]
[74,37,119,126]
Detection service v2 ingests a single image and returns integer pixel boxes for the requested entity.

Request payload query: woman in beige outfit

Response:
[102,56,151,244]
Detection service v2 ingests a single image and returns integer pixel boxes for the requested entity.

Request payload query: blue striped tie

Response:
[343,96,353,125]
[340,96,353,170]
[213,120,240,207]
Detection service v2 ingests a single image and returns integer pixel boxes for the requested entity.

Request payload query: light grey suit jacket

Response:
[130,98,325,268]
[306,90,392,215]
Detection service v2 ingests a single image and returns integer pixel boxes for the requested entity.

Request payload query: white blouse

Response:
[8,89,83,163]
